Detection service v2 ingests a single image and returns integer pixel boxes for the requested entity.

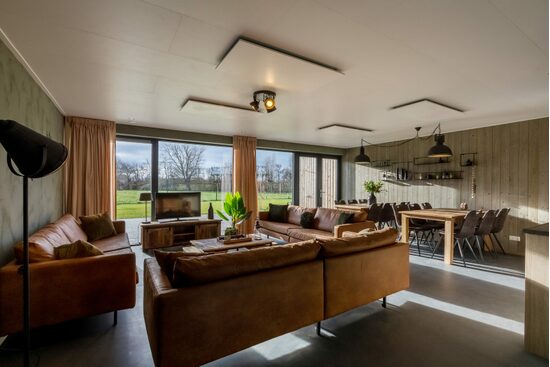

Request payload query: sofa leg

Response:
[316,321,322,337]
[113,311,118,326]
[382,297,387,308]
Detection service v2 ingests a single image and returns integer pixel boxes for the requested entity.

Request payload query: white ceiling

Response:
[0,0,547,148]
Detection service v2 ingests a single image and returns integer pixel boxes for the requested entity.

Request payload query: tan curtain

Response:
[64,116,116,218]
[232,136,258,234]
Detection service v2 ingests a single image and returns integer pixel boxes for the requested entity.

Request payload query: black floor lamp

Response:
[0,120,68,367]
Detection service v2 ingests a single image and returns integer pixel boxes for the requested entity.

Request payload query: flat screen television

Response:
[155,192,201,220]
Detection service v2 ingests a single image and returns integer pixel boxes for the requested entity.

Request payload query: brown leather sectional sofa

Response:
[144,228,409,367]
[0,214,137,336]
[258,205,375,241]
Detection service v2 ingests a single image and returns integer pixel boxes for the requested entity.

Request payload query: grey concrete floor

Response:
[0,242,547,367]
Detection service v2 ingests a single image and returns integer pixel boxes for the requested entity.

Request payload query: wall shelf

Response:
[413,156,451,165]
[460,152,477,167]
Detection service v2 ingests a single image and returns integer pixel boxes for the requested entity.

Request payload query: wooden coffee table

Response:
[189,236,284,253]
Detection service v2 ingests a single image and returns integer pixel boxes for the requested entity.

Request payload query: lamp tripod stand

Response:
[0,120,68,367]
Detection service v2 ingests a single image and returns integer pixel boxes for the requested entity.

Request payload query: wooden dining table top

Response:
[399,208,470,220]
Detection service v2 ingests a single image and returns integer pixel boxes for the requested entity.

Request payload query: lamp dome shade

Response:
[427,134,453,158]
[139,192,152,201]
[354,146,371,165]
[0,120,68,178]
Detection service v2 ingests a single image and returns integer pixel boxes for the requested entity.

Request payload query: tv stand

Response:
[140,218,221,250]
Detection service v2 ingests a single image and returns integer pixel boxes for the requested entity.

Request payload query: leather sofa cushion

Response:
[288,228,333,241]
[258,220,301,235]
[317,227,399,257]
[54,214,88,242]
[91,233,131,253]
[287,205,317,225]
[154,250,210,283]
[13,223,74,263]
[313,208,343,232]
[172,240,320,287]
[14,241,55,263]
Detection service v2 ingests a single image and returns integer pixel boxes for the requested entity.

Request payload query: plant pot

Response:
[224,227,238,236]
[368,192,377,205]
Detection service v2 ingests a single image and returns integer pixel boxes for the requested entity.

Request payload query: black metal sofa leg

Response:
[113,311,118,326]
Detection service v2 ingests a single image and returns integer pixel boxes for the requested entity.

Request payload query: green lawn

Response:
[116,190,292,219]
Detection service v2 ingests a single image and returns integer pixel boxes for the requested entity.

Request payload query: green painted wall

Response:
[0,40,64,265]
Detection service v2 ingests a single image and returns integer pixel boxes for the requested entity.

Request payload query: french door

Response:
[294,154,340,208]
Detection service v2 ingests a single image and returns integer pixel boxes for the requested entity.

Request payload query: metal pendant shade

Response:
[427,134,453,158]
[0,120,68,178]
[354,145,371,165]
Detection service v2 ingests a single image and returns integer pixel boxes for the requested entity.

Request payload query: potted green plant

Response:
[363,180,384,205]
[215,192,252,237]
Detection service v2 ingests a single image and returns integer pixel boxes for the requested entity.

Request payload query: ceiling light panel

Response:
[318,123,373,133]
[389,99,464,121]
[217,38,343,91]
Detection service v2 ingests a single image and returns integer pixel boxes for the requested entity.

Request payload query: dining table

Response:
[335,203,370,212]
[399,208,471,265]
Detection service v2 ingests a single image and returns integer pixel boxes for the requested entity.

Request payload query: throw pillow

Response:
[54,240,103,259]
[337,212,354,225]
[154,249,208,283]
[79,212,117,241]
[268,204,288,222]
[300,212,315,228]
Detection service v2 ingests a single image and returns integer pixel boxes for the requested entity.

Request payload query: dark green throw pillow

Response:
[79,212,117,241]
[54,240,103,259]
[268,204,288,222]
[337,212,354,225]
[300,212,315,228]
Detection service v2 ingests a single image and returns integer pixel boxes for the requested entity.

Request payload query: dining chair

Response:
[367,203,382,227]
[392,203,432,255]
[407,203,440,249]
[358,199,368,204]
[421,202,433,209]
[335,199,346,205]
[348,199,358,204]
[432,210,482,266]
[378,203,395,228]
[474,210,497,261]
[490,208,510,254]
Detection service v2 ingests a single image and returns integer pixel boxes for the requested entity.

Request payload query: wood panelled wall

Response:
[342,118,549,255]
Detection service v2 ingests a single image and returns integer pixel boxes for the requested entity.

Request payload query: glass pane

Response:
[321,158,338,208]
[257,150,294,211]
[158,141,232,214]
[299,156,317,207]
[116,140,152,219]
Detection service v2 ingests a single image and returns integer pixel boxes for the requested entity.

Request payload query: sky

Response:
[116,141,293,168]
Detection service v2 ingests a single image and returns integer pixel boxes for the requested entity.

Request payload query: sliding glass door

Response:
[295,154,339,208]
[115,139,152,219]
[298,156,317,207]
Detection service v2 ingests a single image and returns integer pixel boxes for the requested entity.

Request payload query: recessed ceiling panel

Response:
[389,99,464,121]
[318,123,373,133]
[181,98,256,117]
[216,38,343,91]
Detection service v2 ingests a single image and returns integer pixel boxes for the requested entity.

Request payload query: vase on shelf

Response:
[368,192,377,205]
